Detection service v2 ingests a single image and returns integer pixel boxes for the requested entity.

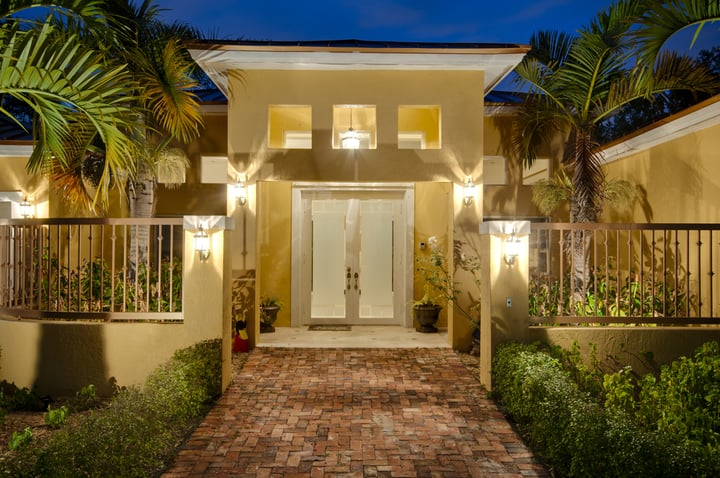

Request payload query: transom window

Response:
[398,106,441,149]
[268,105,312,149]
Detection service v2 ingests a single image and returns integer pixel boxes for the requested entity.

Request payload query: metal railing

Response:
[529,223,720,325]
[0,218,184,322]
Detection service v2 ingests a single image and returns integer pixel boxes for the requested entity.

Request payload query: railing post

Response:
[183,216,235,392]
[478,221,530,390]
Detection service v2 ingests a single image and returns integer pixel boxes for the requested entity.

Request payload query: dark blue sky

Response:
[153,0,718,52]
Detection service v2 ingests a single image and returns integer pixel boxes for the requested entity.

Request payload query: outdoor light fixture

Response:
[232,174,247,206]
[341,108,360,149]
[19,196,32,218]
[194,225,210,261]
[505,231,521,265]
[463,177,477,206]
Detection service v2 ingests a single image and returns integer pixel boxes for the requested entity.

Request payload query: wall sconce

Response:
[232,175,247,206]
[463,177,477,206]
[194,225,210,261]
[504,231,521,265]
[19,196,33,218]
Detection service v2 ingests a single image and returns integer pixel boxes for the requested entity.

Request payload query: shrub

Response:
[8,427,33,451]
[72,384,98,412]
[492,342,717,477]
[43,405,69,429]
[1,339,222,478]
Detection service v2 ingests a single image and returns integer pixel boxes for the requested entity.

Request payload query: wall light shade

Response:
[19,196,32,218]
[232,181,247,206]
[463,178,477,206]
[505,232,521,265]
[194,226,210,261]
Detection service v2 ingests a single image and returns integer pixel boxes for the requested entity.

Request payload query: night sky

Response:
[153,0,719,53]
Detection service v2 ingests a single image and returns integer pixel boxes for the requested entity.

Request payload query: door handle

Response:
[346,268,352,292]
[354,272,359,291]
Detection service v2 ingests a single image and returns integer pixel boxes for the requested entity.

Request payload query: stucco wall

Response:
[227,69,485,184]
[529,327,720,376]
[603,122,720,223]
[0,228,232,397]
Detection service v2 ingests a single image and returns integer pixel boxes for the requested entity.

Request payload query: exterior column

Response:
[478,221,530,390]
[183,216,235,392]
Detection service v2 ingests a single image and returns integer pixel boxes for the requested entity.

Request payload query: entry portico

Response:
[188,39,529,349]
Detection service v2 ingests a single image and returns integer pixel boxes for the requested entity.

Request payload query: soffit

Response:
[188,42,529,97]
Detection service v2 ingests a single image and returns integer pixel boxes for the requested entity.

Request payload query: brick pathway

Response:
[163,348,548,477]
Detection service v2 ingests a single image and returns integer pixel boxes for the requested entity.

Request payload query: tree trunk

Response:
[128,161,156,278]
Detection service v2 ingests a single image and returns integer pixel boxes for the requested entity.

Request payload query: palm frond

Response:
[0,22,141,208]
[155,147,190,188]
[602,178,638,210]
[138,38,203,143]
[531,170,573,215]
[635,0,720,65]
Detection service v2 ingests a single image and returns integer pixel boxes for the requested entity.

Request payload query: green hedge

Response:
[1,339,221,477]
[492,341,720,477]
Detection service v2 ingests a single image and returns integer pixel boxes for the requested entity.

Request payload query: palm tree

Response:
[0,0,141,208]
[513,0,719,294]
[105,0,203,216]
[51,0,203,218]
[516,0,718,223]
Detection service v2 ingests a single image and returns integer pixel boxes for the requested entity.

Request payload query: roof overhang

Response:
[601,95,720,164]
[187,40,529,98]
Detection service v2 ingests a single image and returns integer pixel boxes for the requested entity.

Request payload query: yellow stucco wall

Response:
[1,155,49,217]
[603,123,720,223]
[0,229,232,396]
[256,181,293,331]
[227,70,484,184]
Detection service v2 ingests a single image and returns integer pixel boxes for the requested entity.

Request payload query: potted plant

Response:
[413,283,442,333]
[415,237,482,339]
[259,295,282,333]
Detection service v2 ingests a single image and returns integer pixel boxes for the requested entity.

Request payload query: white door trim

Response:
[291,182,415,328]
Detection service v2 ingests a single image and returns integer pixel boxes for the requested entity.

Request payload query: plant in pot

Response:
[416,237,482,343]
[259,296,282,333]
[413,283,442,333]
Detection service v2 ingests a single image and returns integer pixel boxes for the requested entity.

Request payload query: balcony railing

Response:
[0,218,184,322]
[529,223,720,325]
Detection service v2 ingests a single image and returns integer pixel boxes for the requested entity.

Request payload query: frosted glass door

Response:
[358,201,394,320]
[309,198,396,324]
[311,200,347,319]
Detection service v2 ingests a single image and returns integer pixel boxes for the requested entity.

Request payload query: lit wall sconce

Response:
[19,196,33,218]
[232,175,247,206]
[504,231,521,265]
[463,177,477,206]
[194,225,210,261]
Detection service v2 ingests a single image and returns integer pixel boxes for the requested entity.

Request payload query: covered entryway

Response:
[291,183,414,327]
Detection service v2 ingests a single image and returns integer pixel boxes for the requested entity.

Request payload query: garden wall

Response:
[529,326,720,374]
[0,227,233,397]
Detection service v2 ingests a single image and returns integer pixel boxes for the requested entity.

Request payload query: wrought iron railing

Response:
[0,218,184,322]
[529,223,720,325]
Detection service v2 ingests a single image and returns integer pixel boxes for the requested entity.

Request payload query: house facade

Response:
[186,40,531,349]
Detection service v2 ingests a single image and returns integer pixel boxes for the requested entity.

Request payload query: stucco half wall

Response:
[0,226,234,397]
[529,326,720,375]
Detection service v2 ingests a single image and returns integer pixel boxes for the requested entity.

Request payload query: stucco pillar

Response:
[478,221,530,390]
[183,216,234,392]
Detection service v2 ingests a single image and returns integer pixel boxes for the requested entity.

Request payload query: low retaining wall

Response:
[529,326,720,374]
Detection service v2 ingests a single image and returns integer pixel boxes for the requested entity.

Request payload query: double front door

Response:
[292,186,413,326]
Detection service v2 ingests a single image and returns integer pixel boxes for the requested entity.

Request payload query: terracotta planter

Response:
[260,306,280,333]
[413,305,441,333]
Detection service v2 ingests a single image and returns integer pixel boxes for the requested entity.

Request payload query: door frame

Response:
[291,182,415,327]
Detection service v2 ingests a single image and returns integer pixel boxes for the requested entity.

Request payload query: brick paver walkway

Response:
[163,348,548,477]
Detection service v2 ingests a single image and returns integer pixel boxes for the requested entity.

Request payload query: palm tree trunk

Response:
[128,161,156,277]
